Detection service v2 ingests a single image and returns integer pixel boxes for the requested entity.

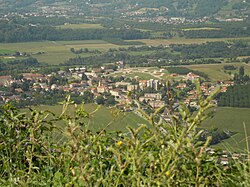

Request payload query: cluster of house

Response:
[1,2,83,19]
[0,64,236,111]
[170,72,234,108]
[206,148,248,167]
[125,16,209,25]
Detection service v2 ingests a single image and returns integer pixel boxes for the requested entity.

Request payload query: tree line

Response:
[0,21,150,43]
[218,84,250,108]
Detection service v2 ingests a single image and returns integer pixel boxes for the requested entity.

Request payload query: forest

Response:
[64,41,248,67]
[0,58,42,76]
[0,21,150,43]
[218,66,250,108]
[170,41,250,59]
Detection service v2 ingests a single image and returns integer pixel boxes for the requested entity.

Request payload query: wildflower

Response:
[116,140,123,146]
[70,167,75,176]
[165,171,171,177]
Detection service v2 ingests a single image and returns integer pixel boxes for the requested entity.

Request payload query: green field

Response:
[22,104,250,150]
[2,37,250,65]
[0,40,120,65]
[56,23,104,30]
[111,69,158,80]
[126,72,157,80]
[202,107,250,151]
[183,63,250,81]
[0,49,15,54]
[22,104,149,132]
[132,37,250,46]
[182,27,221,31]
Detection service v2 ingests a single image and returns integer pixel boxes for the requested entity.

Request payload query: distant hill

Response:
[0,0,249,18]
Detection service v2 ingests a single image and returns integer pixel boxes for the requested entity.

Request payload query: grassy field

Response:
[0,40,120,65]
[22,104,250,150]
[126,72,157,80]
[56,23,104,30]
[0,49,15,54]
[2,37,250,65]
[111,67,159,80]
[22,103,149,132]
[131,37,250,46]
[202,107,250,152]
[182,27,221,31]
[183,63,250,81]
[111,72,157,80]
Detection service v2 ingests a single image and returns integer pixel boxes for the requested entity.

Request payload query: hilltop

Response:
[0,0,249,19]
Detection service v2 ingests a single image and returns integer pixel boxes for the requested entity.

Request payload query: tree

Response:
[105,96,116,106]
[239,66,245,78]
[96,96,105,105]
[21,81,30,92]
[82,91,94,103]
[81,73,89,81]
[70,48,75,53]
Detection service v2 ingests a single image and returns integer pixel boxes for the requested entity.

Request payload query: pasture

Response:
[56,23,104,30]
[182,27,221,31]
[183,63,250,81]
[131,37,250,46]
[1,37,250,65]
[0,49,15,54]
[22,103,149,132]
[22,103,250,150]
[202,107,250,151]
[0,40,119,65]
[110,67,160,80]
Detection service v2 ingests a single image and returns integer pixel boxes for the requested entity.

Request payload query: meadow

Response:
[56,23,103,30]
[1,37,250,65]
[182,27,221,31]
[22,103,149,132]
[22,103,250,151]
[0,49,15,54]
[202,107,250,151]
[183,63,250,81]
[0,40,119,65]
[132,37,250,46]
[3,94,247,186]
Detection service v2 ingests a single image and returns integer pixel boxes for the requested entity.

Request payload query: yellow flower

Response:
[116,140,123,146]
[165,171,171,177]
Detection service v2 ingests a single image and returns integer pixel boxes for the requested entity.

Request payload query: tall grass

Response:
[0,85,248,186]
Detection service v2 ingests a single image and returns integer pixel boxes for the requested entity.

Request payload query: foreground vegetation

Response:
[1,88,250,186]
[22,104,149,132]
[24,104,250,151]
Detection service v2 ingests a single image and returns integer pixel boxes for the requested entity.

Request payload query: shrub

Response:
[0,85,247,186]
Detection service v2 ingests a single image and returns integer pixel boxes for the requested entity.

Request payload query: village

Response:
[0,60,234,112]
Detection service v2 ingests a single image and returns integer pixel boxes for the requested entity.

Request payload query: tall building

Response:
[147,79,159,90]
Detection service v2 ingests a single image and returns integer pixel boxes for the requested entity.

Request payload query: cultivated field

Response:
[202,107,250,151]
[182,27,221,31]
[1,37,250,65]
[110,67,160,80]
[0,40,119,65]
[183,63,250,81]
[56,23,104,30]
[131,37,250,46]
[22,103,250,150]
[0,49,15,54]
[22,103,149,132]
